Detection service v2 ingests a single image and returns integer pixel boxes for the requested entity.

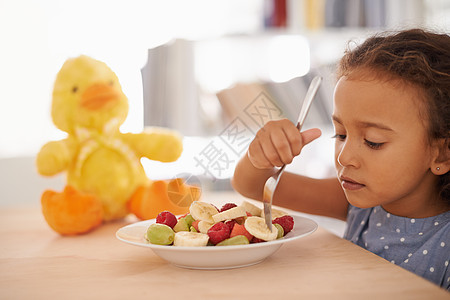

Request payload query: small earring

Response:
[436,167,440,171]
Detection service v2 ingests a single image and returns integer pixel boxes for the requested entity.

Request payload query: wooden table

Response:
[1,192,448,299]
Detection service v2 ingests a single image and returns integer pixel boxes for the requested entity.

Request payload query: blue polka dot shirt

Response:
[344,205,450,290]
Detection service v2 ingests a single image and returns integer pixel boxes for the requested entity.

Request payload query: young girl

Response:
[232,28,450,289]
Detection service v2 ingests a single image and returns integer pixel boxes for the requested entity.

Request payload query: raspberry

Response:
[156,211,177,229]
[230,223,253,242]
[207,222,230,245]
[220,203,237,212]
[272,215,294,235]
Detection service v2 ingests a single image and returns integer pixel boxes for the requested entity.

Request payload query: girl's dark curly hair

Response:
[337,28,450,202]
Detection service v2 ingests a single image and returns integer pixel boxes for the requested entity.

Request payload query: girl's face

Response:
[332,72,442,218]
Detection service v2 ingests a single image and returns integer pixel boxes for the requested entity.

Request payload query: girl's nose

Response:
[336,140,359,168]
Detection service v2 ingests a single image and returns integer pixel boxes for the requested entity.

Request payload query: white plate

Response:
[116,215,317,270]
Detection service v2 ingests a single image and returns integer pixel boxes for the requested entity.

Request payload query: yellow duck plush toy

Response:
[37,55,197,235]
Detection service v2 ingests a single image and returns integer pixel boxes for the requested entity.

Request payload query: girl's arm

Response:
[270,173,348,220]
[232,152,348,220]
[231,119,348,220]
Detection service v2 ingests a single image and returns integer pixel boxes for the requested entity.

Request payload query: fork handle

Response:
[296,76,322,130]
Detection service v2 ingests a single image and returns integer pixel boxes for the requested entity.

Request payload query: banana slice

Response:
[244,216,278,241]
[197,220,214,234]
[173,231,209,247]
[189,201,219,223]
[261,207,288,219]
[240,200,262,217]
[212,206,246,223]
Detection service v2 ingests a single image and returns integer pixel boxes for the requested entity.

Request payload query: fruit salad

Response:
[145,200,295,247]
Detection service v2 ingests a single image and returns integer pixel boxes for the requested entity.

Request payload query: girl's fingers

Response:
[282,124,302,156]
[300,128,322,146]
[270,129,294,165]
[249,124,284,168]
[248,120,322,169]
[248,137,280,169]
[262,133,284,167]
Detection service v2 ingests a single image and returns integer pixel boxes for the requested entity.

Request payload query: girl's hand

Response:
[247,119,322,169]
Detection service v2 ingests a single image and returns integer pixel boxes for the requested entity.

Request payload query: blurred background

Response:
[1,0,449,199]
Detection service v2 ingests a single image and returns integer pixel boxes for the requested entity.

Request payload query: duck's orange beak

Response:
[80,83,119,110]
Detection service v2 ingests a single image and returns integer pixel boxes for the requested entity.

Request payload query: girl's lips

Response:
[340,176,365,191]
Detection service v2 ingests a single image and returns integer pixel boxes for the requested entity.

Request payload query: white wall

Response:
[0,0,448,158]
[0,0,262,157]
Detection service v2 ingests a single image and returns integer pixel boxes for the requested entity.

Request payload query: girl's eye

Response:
[365,139,384,150]
[332,134,346,141]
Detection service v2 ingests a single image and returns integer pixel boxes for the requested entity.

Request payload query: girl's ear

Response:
[431,138,450,175]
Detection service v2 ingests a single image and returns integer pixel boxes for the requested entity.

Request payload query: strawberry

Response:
[225,219,237,232]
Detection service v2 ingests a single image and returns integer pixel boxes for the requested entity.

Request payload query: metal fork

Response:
[263,76,322,231]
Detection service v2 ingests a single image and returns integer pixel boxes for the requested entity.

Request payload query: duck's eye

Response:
[72,86,78,93]
[108,80,114,86]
